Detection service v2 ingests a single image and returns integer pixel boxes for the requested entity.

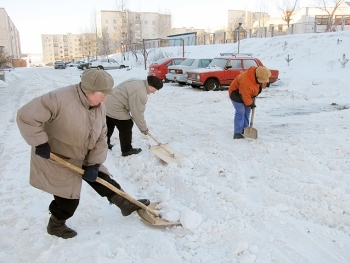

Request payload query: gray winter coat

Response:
[105,78,149,132]
[16,84,108,199]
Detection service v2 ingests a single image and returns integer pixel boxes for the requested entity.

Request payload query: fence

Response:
[137,21,350,49]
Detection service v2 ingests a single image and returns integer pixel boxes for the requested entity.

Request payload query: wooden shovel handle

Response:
[147,132,162,145]
[49,153,160,218]
[250,98,256,128]
[147,132,175,157]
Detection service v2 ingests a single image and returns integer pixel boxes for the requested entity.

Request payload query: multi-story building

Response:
[96,10,171,54]
[41,33,97,65]
[0,8,21,59]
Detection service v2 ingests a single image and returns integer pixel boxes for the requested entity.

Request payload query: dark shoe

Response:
[110,194,150,216]
[47,215,77,239]
[233,133,245,139]
[122,148,142,157]
[108,144,114,150]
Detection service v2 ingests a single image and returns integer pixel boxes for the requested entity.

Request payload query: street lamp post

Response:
[237,17,244,54]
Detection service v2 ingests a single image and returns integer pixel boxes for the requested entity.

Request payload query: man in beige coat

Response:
[17,69,149,239]
[105,76,163,156]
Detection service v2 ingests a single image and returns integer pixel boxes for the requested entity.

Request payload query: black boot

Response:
[122,148,142,157]
[108,144,114,150]
[233,133,244,139]
[110,194,150,216]
[47,215,77,239]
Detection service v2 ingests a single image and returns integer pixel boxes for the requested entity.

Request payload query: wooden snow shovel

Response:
[148,132,186,165]
[243,99,258,139]
[50,153,181,227]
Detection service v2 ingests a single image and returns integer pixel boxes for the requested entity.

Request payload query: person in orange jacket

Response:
[228,66,271,139]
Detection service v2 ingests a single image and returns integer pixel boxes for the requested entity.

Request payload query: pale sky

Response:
[2,0,316,54]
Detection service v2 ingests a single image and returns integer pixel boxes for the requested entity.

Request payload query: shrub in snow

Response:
[285,54,293,66]
[339,54,349,68]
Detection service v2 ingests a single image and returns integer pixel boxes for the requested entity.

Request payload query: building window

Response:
[334,15,350,25]
[315,15,330,25]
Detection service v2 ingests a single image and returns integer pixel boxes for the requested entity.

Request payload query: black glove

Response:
[250,103,256,109]
[83,164,100,182]
[35,142,51,159]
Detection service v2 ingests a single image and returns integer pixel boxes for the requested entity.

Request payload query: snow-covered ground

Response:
[1,30,350,263]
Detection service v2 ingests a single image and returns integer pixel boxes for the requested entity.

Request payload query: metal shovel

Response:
[50,153,181,227]
[243,100,258,139]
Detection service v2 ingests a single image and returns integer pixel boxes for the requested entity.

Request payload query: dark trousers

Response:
[106,116,134,153]
[49,171,121,220]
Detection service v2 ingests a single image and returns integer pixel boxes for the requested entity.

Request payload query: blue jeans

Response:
[231,100,251,134]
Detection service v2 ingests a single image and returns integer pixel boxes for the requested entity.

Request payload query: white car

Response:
[165,58,212,85]
[66,61,85,67]
[90,58,129,70]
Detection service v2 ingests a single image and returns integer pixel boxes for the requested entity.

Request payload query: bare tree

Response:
[254,0,270,37]
[79,33,97,61]
[278,0,299,27]
[111,0,134,56]
[98,27,112,57]
[315,0,344,32]
[0,52,12,69]
[79,10,99,60]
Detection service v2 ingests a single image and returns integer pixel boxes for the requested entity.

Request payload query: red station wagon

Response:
[148,57,185,81]
[186,53,279,91]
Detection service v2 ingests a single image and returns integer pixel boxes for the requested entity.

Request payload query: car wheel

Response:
[204,79,219,91]
[178,82,186,86]
[82,66,87,70]
[191,84,200,88]
[97,66,104,70]
[164,78,169,83]
[119,65,125,69]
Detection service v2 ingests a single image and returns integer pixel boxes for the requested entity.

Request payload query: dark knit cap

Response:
[147,76,163,90]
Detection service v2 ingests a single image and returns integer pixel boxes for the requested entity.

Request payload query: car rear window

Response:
[180,59,195,66]
[153,58,168,64]
[208,58,228,68]
[199,59,212,67]
[173,59,184,65]
[230,60,242,68]
[243,59,258,69]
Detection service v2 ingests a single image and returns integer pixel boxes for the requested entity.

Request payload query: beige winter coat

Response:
[105,78,149,132]
[16,84,108,199]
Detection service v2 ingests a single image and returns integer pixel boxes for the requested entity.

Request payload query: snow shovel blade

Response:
[137,203,182,226]
[243,127,258,139]
[149,144,186,164]
[49,153,180,227]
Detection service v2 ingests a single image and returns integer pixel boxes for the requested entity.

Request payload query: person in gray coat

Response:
[17,69,149,239]
[105,76,163,156]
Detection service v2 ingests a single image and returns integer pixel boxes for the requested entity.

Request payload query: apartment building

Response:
[41,33,97,65]
[0,8,21,59]
[96,10,171,53]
